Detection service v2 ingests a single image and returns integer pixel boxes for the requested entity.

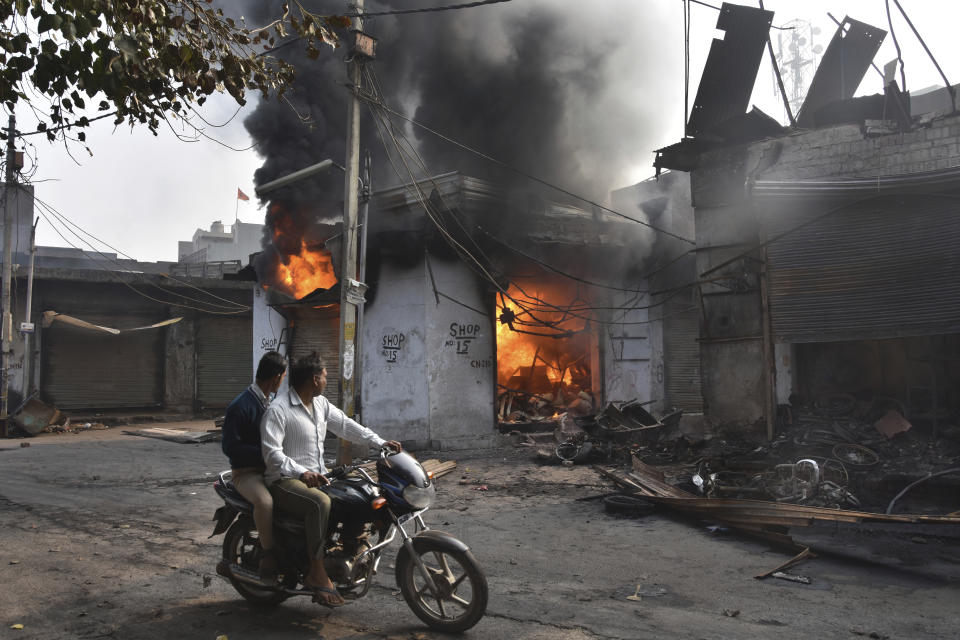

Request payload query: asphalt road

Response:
[1,424,958,640]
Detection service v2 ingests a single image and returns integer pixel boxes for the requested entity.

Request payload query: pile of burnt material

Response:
[497,364,596,431]
[626,394,960,514]
[510,400,683,465]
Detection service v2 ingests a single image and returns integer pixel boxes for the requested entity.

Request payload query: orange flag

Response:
[237,188,250,201]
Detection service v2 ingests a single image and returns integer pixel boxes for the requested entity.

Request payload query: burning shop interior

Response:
[248,168,681,450]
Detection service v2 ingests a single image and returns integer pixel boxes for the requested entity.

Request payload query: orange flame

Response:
[274,240,338,299]
[495,281,589,391]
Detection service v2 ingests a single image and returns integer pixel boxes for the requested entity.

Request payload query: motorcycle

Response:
[210,448,488,632]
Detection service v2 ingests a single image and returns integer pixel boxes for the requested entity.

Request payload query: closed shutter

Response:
[289,306,341,408]
[41,313,163,409]
[663,297,703,412]
[762,194,960,343]
[196,317,253,408]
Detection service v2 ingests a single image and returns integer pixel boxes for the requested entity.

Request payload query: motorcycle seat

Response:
[214,471,307,535]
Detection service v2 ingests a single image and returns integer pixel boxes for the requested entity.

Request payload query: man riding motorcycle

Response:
[260,351,401,607]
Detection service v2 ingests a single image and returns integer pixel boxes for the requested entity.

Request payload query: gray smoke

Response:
[241,0,681,282]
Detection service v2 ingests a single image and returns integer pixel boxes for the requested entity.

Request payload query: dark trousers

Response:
[270,477,332,559]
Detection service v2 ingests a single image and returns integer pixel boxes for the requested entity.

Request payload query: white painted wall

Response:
[252,284,290,397]
[360,259,431,445]
[602,287,656,407]
[361,255,496,449]
[424,256,496,449]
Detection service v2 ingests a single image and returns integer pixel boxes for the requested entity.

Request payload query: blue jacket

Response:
[221,386,268,470]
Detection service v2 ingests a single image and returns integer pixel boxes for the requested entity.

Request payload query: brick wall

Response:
[748,114,960,181]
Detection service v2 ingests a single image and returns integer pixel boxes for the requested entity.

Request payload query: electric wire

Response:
[35,207,249,315]
[890,0,956,113]
[363,66,705,331]
[32,199,250,314]
[32,195,250,310]
[885,0,907,91]
[357,92,696,245]
[342,0,512,18]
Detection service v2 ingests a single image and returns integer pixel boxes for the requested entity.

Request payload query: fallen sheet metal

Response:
[796,16,886,127]
[687,3,774,136]
[594,456,960,548]
[42,311,182,334]
[10,397,61,436]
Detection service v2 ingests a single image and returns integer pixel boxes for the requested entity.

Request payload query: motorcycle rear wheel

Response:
[396,544,488,632]
[222,520,288,607]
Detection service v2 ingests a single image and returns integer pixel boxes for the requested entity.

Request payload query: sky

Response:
[12,0,960,263]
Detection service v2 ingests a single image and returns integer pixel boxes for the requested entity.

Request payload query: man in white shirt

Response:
[261,351,401,608]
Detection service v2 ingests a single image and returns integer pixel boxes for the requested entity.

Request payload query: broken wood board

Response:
[595,462,960,546]
[124,428,221,444]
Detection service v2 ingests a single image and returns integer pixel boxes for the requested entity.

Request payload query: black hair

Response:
[290,351,326,389]
[255,351,288,382]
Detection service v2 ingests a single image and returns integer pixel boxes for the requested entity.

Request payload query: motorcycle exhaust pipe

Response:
[224,563,335,598]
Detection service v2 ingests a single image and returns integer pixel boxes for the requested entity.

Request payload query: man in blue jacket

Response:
[221,350,287,580]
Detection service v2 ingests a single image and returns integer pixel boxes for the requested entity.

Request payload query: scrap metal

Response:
[795,16,887,127]
[594,456,960,549]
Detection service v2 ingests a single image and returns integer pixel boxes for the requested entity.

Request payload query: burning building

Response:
[655,3,960,439]
[251,172,685,449]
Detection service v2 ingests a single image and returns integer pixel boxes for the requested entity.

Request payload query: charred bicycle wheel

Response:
[222,520,289,607]
[397,544,488,632]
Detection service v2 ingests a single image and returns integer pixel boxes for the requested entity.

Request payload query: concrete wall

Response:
[690,145,768,430]
[689,114,960,433]
[361,254,497,450]
[424,256,496,450]
[252,285,290,398]
[163,317,196,412]
[361,258,431,445]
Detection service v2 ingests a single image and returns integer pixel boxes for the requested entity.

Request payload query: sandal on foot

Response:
[308,584,345,608]
[258,549,279,583]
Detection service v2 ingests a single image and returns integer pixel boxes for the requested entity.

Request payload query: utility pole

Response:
[1,115,16,437]
[337,0,371,464]
[21,218,38,400]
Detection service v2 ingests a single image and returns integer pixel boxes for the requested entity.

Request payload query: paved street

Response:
[1,424,958,640]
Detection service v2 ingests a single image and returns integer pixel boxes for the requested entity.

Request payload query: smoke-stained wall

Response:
[361,253,496,449]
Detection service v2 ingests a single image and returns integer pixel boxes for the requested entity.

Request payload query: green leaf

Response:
[14,0,28,17]
[37,13,63,34]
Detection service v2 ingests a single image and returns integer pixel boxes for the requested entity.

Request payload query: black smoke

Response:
[241,0,680,285]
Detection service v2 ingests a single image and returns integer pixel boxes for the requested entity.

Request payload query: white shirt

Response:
[260,388,386,484]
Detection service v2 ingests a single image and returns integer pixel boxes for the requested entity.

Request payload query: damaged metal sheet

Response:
[796,17,886,128]
[10,397,61,436]
[594,457,960,549]
[687,3,773,137]
[41,311,182,334]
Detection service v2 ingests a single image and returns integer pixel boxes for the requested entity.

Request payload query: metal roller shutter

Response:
[41,313,163,409]
[197,317,253,408]
[762,194,960,343]
[289,306,341,408]
[663,296,703,412]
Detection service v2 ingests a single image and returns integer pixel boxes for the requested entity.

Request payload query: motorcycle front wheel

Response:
[396,544,488,632]
[222,520,288,607]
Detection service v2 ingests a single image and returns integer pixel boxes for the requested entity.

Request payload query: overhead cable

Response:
[33,195,249,310]
[890,0,956,113]
[33,200,250,314]
[357,92,696,245]
[343,0,512,18]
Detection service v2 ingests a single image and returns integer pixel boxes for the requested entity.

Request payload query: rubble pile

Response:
[626,394,960,515]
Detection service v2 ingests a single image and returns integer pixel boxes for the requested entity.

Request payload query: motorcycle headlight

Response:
[402,482,436,509]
